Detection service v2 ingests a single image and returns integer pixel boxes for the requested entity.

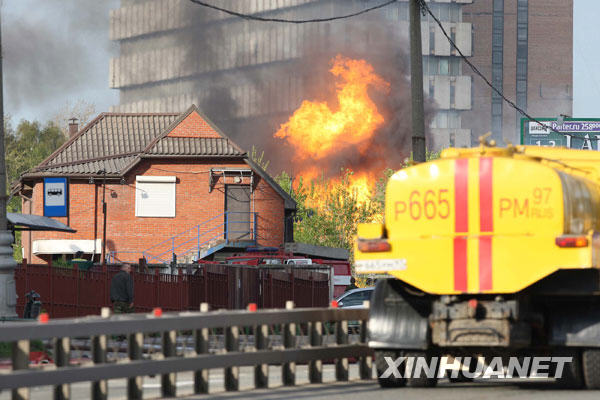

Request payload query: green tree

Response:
[276,169,380,264]
[5,119,65,261]
[5,120,65,212]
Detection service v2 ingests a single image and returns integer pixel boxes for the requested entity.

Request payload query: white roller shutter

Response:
[135,176,176,217]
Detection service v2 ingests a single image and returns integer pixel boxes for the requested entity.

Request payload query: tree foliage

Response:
[276,170,380,264]
[5,120,65,212]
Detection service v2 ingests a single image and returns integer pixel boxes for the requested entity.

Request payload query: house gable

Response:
[166,111,221,139]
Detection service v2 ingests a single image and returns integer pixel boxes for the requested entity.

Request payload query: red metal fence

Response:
[14,262,330,318]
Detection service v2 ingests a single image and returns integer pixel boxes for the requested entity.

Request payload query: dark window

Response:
[491,0,504,142]
[516,1,528,135]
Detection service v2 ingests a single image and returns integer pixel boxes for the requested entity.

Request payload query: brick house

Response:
[14,105,295,264]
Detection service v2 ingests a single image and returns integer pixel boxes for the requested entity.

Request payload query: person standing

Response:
[110,264,134,313]
[345,276,358,292]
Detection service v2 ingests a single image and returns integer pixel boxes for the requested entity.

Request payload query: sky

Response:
[0,0,597,124]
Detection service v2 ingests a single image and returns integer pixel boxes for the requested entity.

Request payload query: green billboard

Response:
[520,117,600,150]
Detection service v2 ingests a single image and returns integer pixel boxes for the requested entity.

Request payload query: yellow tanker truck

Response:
[355,141,600,389]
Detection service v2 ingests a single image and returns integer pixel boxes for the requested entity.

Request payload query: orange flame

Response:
[275,55,390,205]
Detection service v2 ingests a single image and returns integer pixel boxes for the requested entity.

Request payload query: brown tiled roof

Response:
[23,105,245,178]
[148,137,240,156]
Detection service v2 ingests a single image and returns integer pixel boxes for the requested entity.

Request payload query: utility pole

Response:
[0,8,18,317]
[409,0,426,162]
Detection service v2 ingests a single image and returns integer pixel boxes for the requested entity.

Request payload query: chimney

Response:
[68,117,79,137]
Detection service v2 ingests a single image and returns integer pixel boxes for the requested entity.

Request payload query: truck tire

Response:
[405,351,438,388]
[554,349,584,389]
[375,350,406,388]
[582,349,600,389]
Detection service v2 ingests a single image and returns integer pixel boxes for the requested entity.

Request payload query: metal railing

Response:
[0,304,372,400]
[107,211,258,263]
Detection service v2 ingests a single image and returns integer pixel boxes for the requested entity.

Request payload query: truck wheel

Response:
[554,349,584,389]
[583,349,600,389]
[405,351,438,387]
[375,350,406,388]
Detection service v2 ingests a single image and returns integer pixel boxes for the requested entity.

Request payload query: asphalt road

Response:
[2,364,600,400]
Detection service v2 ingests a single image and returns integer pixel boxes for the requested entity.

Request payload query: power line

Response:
[187,0,397,24]
[418,0,592,142]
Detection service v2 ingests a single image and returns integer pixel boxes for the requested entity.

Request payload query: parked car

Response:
[336,287,374,309]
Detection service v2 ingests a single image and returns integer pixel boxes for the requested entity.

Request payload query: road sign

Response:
[521,118,600,150]
[43,177,68,217]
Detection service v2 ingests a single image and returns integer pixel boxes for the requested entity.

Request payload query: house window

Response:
[135,176,176,217]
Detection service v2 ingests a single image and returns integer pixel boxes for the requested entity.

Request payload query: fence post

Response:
[254,315,269,388]
[224,325,239,391]
[91,307,110,400]
[12,339,29,400]
[359,300,372,380]
[74,265,80,318]
[155,268,160,309]
[309,321,323,383]
[49,261,53,317]
[335,316,349,381]
[194,302,209,394]
[53,337,71,400]
[161,330,177,397]
[290,269,295,305]
[282,301,296,386]
[128,332,144,399]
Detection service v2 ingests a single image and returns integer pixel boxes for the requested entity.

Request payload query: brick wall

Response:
[462,0,573,143]
[22,158,286,264]
[167,111,221,138]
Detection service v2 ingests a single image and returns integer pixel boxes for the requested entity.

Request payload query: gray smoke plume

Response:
[3,0,118,120]
[172,1,436,176]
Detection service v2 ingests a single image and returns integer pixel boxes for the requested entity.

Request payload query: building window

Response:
[491,0,504,142]
[135,176,176,218]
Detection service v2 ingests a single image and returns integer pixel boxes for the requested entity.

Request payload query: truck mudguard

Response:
[368,278,430,350]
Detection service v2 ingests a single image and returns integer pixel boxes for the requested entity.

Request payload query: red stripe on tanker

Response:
[453,158,469,292]
[478,157,494,291]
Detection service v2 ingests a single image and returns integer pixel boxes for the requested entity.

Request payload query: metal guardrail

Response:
[0,304,372,400]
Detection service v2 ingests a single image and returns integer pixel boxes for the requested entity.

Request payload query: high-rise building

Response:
[462,0,573,145]
[109,0,572,150]
[109,0,474,150]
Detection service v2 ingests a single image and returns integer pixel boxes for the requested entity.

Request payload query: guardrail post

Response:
[53,337,70,400]
[335,317,349,381]
[12,339,29,400]
[161,330,177,397]
[254,321,269,388]
[282,301,296,386]
[309,321,323,383]
[194,303,209,394]
[91,307,110,400]
[225,326,239,391]
[128,332,144,399]
[359,300,372,380]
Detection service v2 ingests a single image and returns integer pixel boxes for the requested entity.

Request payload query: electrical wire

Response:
[418,0,595,142]
[187,0,397,24]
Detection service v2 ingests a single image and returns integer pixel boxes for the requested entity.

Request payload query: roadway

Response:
[2,364,599,400]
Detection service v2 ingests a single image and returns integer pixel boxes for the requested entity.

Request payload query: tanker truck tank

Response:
[355,143,600,389]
